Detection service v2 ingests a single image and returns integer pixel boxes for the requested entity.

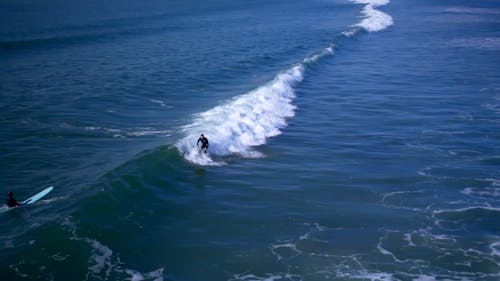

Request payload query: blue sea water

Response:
[1,0,500,280]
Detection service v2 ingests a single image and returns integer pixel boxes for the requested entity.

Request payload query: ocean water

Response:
[1,0,499,280]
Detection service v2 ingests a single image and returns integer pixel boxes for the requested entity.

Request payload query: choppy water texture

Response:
[1,0,499,280]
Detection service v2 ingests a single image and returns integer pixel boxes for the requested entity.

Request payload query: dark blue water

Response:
[1,0,499,280]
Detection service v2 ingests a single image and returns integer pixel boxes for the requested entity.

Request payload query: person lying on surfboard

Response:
[6,192,21,208]
[197,134,209,153]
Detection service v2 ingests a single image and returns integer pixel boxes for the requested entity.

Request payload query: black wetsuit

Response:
[197,136,209,153]
[6,196,20,208]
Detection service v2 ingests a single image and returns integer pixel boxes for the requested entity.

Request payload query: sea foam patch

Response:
[61,218,165,281]
[350,0,393,32]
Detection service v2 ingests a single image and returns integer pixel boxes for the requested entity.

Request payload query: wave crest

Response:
[176,65,304,165]
[351,0,393,32]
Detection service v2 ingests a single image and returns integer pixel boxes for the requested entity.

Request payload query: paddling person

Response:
[197,134,209,153]
[6,192,21,208]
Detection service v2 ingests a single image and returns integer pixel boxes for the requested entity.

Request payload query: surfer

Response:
[6,192,21,208]
[197,134,209,153]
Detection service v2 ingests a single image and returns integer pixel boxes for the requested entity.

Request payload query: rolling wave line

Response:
[176,0,393,165]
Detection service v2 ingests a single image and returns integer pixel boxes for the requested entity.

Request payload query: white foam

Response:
[125,268,164,281]
[87,239,113,276]
[342,29,358,37]
[348,271,394,281]
[350,0,394,32]
[412,275,437,281]
[461,186,500,199]
[377,232,408,263]
[61,218,165,281]
[176,65,304,165]
[433,205,500,215]
[300,222,329,240]
[489,239,500,257]
[230,273,300,281]
[352,0,390,5]
[303,44,335,64]
[150,99,167,107]
[270,242,302,261]
[51,253,70,261]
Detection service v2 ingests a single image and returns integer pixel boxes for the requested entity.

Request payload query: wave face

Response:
[176,0,393,165]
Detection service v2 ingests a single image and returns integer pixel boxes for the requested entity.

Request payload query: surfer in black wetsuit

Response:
[6,192,21,208]
[197,134,209,153]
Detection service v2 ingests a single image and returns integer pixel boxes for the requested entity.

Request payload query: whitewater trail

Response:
[176,0,393,165]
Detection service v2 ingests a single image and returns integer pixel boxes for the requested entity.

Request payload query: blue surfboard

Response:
[22,186,54,205]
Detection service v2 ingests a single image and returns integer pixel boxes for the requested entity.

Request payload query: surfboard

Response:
[0,186,54,213]
[22,186,54,205]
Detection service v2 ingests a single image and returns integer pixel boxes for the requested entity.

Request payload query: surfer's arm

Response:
[6,199,22,208]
